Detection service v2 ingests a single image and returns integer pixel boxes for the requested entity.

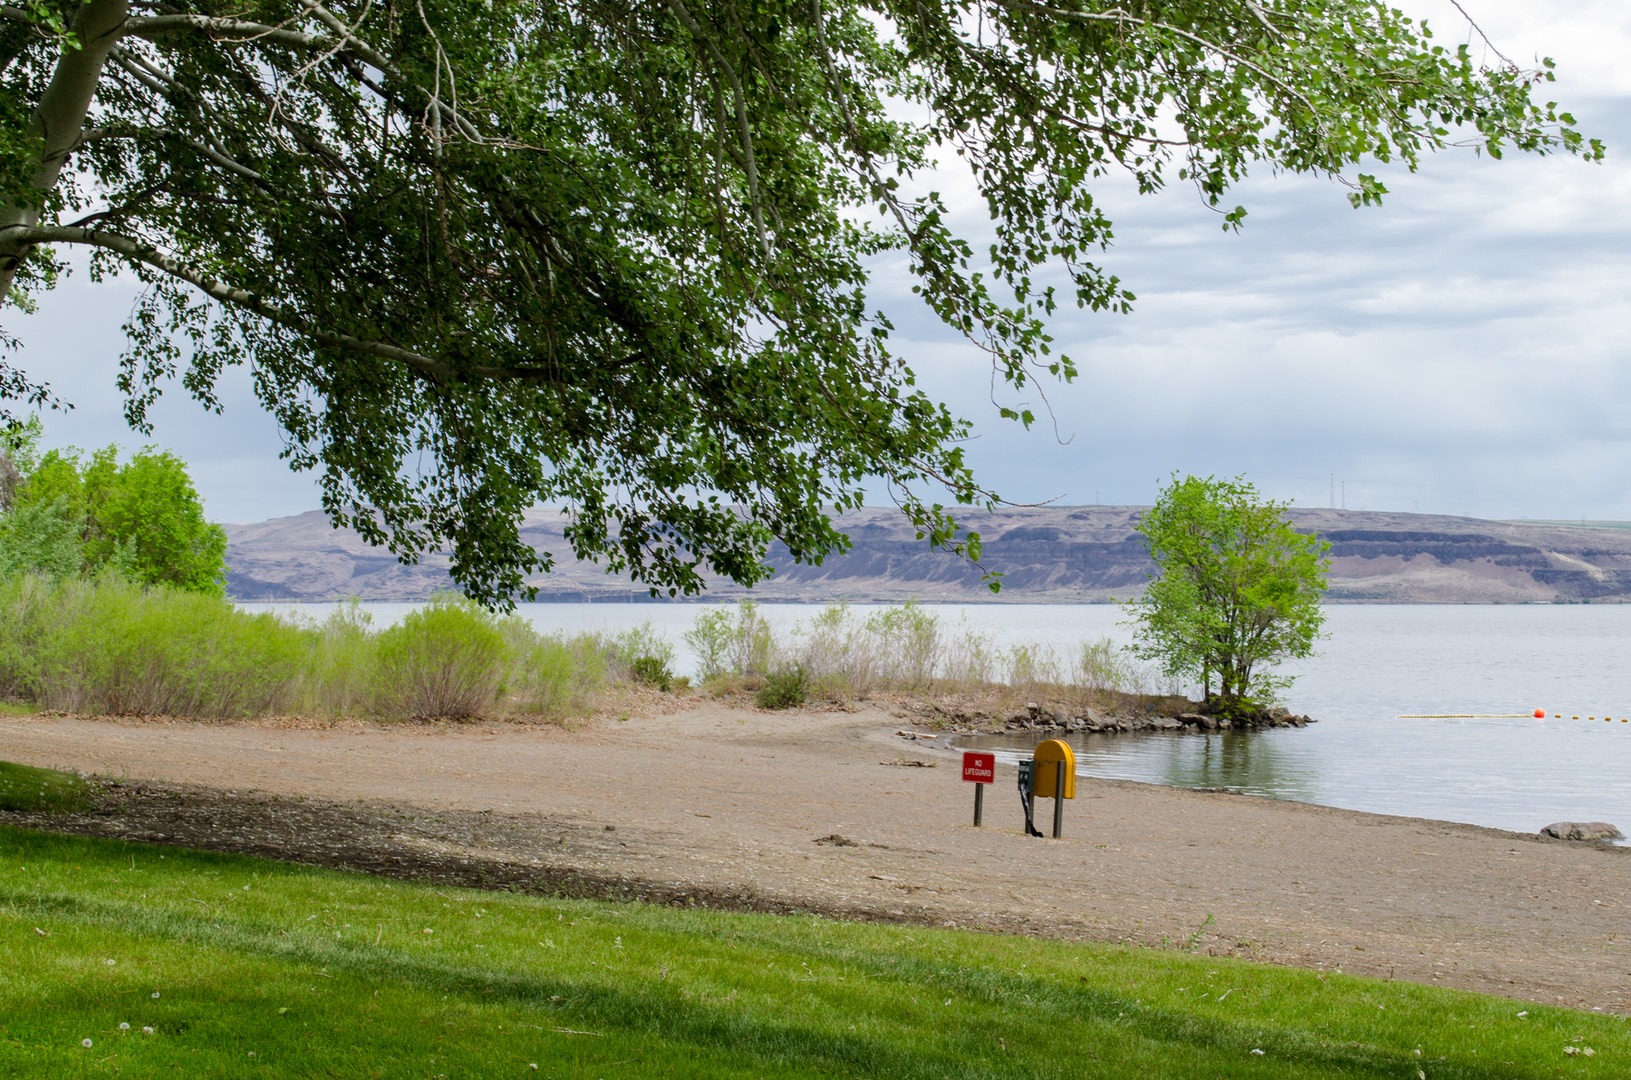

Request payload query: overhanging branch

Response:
[4,223,451,376]
[3,224,579,386]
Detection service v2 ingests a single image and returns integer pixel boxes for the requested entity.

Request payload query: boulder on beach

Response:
[1540,821,1624,842]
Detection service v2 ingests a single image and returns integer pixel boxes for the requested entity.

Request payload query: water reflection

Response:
[961,729,1318,802]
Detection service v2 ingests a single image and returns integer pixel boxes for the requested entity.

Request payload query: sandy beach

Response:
[3,700,1629,1014]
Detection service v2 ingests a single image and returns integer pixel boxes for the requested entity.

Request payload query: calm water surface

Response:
[244,601,1631,835]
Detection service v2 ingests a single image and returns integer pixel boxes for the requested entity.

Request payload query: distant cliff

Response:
[224,507,1631,604]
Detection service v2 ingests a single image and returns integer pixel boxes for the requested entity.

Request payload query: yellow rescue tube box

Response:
[1032,739,1076,800]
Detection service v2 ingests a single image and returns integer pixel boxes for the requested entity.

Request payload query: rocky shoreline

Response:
[901,694,1314,738]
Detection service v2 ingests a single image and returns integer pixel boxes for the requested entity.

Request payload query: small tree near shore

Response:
[1131,475,1329,714]
[3,433,227,595]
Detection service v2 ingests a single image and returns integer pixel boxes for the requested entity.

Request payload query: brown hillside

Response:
[224,507,1631,604]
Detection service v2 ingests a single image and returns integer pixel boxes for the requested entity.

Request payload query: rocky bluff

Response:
[226,506,1631,604]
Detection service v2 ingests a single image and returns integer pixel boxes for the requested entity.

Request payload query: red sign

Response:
[962,751,996,784]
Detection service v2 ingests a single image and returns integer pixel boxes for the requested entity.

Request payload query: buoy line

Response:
[1394,709,1628,722]
[1395,714,1536,719]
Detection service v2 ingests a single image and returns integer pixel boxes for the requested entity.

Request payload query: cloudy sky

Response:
[7,0,1630,525]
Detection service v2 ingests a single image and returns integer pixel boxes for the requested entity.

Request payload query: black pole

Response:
[1018,759,1042,837]
[973,783,984,827]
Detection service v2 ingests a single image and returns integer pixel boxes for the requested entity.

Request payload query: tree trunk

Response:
[0,0,128,303]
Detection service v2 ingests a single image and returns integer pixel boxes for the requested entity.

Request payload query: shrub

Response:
[0,573,56,700]
[794,603,867,693]
[1005,642,1063,694]
[1075,637,1131,693]
[18,575,304,717]
[374,594,508,719]
[684,608,734,681]
[865,602,939,689]
[628,654,675,692]
[511,632,610,718]
[938,621,1001,689]
[685,602,774,680]
[612,623,676,678]
[755,665,809,710]
[291,600,378,718]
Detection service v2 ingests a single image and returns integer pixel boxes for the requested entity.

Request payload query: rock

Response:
[1540,821,1624,842]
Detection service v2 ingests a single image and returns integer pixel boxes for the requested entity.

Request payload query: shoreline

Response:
[4,704,1631,1013]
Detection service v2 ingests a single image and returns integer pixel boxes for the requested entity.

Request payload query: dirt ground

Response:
[3,701,1629,1014]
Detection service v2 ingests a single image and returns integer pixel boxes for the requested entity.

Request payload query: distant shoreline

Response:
[226,506,1631,606]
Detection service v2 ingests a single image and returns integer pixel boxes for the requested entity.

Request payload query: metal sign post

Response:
[1053,760,1066,839]
[1032,739,1077,839]
[961,751,995,826]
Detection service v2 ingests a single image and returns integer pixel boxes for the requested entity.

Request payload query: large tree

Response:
[0,0,1596,604]
[1131,474,1329,711]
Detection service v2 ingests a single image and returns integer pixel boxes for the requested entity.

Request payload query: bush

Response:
[0,580,637,722]
[0,573,56,700]
[628,654,675,692]
[865,602,939,689]
[1075,636,1134,694]
[374,594,508,719]
[612,623,676,678]
[937,620,1001,688]
[11,575,304,717]
[755,665,809,710]
[1005,642,1063,693]
[291,600,378,718]
[684,608,734,681]
[510,632,610,718]
[684,602,774,680]
[794,603,867,693]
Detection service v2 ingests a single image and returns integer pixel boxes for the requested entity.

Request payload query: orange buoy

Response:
[1534,708,1546,719]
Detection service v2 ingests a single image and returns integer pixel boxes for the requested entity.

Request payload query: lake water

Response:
[243,601,1631,837]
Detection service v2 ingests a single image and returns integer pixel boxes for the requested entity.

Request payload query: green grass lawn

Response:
[0,760,90,813]
[1,823,1627,1078]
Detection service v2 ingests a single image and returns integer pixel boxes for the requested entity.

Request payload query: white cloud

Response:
[901,1,1631,521]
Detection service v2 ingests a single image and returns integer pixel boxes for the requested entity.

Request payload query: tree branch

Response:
[122,13,335,52]
[4,222,452,374]
[80,125,270,186]
[0,0,131,301]
[3,224,583,386]
[985,0,1324,128]
[663,0,773,261]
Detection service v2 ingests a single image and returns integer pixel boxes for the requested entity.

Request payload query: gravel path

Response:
[3,704,1628,1014]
